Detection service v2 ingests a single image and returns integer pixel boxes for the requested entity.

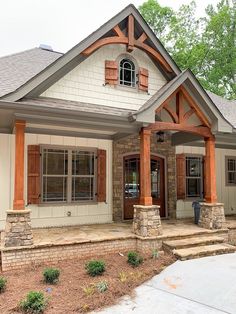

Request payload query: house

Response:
[0,4,236,268]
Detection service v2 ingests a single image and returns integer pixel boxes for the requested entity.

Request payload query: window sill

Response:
[36,201,99,207]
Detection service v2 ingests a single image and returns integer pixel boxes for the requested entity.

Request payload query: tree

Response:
[139,0,236,99]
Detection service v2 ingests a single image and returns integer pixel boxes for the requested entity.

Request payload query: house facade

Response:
[0,5,236,246]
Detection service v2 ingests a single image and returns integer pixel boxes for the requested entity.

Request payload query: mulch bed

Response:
[0,252,175,313]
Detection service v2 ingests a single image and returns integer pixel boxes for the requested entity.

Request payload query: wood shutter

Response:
[105,60,118,85]
[27,145,40,204]
[203,156,206,199]
[97,149,106,202]
[176,154,186,200]
[138,67,149,92]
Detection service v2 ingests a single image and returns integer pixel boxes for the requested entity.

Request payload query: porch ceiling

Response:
[0,99,142,139]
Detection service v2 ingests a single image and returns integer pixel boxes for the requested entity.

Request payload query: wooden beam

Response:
[176,91,184,124]
[82,37,128,55]
[13,120,26,210]
[146,122,212,138]
[204,136,217,203]
[139,128,152,206]
[113,25,125,38]
[137,32,148,43]
[163,105,179,123]
[180,86,211,128]
[155,87,181,114]
[127,15,134,52]
[183,108,195,122]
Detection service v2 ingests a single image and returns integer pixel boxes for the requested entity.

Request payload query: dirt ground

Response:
[0,252,175,313]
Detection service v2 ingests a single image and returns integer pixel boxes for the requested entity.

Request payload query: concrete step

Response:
[163,235,225,251]
[174,243,236,261]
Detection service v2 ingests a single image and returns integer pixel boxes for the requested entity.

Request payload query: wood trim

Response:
[97,149,106,202]
[146,122,212,138]
[27,145,40,204]
[13,120,26,210]
[176,91,184,124]
[139,128,152,206]
[127,15,134,52]
[82,37,129,55]
[163,105,179,123]
[113,25,125,37]
[155,88,181,114]
[183,108,195,122]
[180,86,211,128]
[137,32,147,43]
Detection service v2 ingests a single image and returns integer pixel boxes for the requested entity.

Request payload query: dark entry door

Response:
[124,155,165,219]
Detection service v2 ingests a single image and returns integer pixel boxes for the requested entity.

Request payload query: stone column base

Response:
[4,209,33,247]
[133,205,162,237]
[199,203,226,230]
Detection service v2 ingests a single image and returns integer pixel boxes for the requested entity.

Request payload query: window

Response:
[186,156,203,198]
[119,58,135,87]
[226,157,236,185]
[42,147,96,203]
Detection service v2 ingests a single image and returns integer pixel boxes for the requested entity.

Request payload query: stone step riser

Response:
[163,239,225,251]
[177,248,235,261]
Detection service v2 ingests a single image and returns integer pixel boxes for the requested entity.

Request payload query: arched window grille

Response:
[119,58,136,87]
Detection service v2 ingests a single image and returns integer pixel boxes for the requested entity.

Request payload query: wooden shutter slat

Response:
[27,145,40,204]
[105,60,118,85]
[138,67,149,92]
[176,153,186,200]
[97,149,106,202]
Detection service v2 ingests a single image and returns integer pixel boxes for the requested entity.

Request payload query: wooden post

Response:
[139,128,152,206]
[204,136,217,203]
[13,120,26,210]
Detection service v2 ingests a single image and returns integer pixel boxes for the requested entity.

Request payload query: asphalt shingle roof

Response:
[0,48,62,97]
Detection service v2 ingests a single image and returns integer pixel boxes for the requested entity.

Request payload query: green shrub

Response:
[96,280,108,293]
[20,291,48,313]
[127,251,143,267]
[43,268,60,284]
[152,249,159,259]
[0,276,7,293]
[85,260,105,277]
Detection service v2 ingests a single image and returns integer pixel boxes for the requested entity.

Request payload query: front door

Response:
[123,155,165,219]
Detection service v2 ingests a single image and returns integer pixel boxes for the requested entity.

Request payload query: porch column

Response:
[133,128,162,237]
[13,120,26,210]
[199,135,225,229]
[4,120,33,247]
[139,128,152,206]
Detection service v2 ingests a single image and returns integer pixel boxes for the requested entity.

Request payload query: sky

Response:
[0,0,217,57]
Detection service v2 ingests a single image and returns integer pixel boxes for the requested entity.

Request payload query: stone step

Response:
[173,243,236,261]
[163,235,225,251]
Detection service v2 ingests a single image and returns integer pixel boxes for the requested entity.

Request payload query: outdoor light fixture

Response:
[156,131,165,143]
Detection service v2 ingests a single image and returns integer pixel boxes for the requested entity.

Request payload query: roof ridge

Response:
[0,47,63,60]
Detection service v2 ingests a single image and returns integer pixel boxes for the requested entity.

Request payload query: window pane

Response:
[186,178,201,197]
[124,158,139,199]
[186,157,201,177]
[72,177,93,201]
[43,177,67,202]
[228,159,236,171]
[72,151,94,175]
[119,58,135,87]
[228,171,236,184]
[151,160,160,198]
[43,149,68,175]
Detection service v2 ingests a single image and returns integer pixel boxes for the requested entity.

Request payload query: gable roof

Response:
[132,70,234,133]
[0,4,180,102]
[0,48,62,98]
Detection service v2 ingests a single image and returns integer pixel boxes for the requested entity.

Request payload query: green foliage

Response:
[96,280,108,293]
[0,276,7,293]
[127,251,143,267]
[20,291,48,313]
[85,260,106,277]
[139,0,236,99]
[43,268,60,284]
[152,249,159,259]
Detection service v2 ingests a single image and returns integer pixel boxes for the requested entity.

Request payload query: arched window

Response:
[119,58,136,87]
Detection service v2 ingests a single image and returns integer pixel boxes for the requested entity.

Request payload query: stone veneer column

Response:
[199,203,226,230]
[133,205,162,237]
[4,120,33,247]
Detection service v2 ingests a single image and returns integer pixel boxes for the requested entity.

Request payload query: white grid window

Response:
[42,147,96,203]
[186,156,203,198]
[226,157,236,185]
[119,58,136,87]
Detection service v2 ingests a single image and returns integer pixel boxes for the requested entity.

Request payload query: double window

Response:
[42,147,96,203]
[119,58,136,87]
[226,156,236,185]
[185,156,203,198]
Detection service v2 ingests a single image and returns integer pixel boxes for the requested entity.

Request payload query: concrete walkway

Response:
[94,253,236,314]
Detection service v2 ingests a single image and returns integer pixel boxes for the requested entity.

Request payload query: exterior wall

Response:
[176,145,236,218]
[41,44,167,111]
[0,133,113,230]
[113,133,176,221]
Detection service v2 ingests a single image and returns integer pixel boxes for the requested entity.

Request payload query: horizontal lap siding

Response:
[176,145,236,218]
[41,44,166,111]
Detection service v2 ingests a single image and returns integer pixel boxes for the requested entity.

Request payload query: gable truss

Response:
[82,15,172,73]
